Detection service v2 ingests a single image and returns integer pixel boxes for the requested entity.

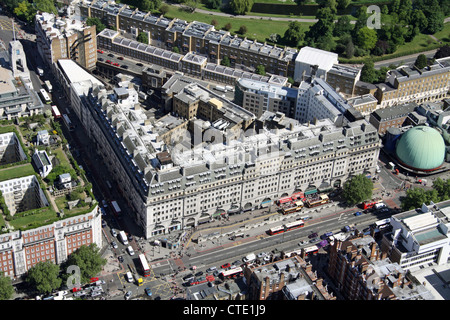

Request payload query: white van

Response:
[243,253,256,263]
[127,245,135,256]
[126,271,133,283]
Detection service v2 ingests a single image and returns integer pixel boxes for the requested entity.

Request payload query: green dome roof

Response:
[395,126,445,171]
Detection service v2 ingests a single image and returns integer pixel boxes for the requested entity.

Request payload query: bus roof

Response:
[139,253,150,271]
[221,267,242,276]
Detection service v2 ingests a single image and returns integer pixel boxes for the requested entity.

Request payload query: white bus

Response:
[39,89,51,104]
[44,80,52,93]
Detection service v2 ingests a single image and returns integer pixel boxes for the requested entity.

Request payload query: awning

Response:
[278,197,292,204]
[304,189,317,195]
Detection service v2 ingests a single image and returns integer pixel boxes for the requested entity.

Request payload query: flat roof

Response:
[57,59,103,86]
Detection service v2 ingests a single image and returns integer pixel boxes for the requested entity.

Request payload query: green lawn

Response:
[0,164,36,181]
[163,5,314,43]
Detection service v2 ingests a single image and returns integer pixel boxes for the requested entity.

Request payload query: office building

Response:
[56,57,380,238]
[234,78,298,119]
[296,78,351,124]
[381,202,450,271]
[35,12,97,70]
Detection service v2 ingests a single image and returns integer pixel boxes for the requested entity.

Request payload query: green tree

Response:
[411,10,428,33]
[345,40,355,59]
[159,4,169,15]
[304,7,335,48]
[333,15,353,37]
[86,17,106,33]
[356,27,378,51]
[415,54,428,69]
[401,188,440,211]
[337,0,350,9]
[432,178,450,200]
[342,174,373,206]
[283,21,305,47]
[360,60,378,83]
[26,261,62,295]
[140,0,161,11]
[229,0,253,15]
[221,56,231,67]
[34,0,58,15]
[238,25,248,35]
[137,32,149,44]
[0,272,14,300]
[14,1,35,23]
[255,65,266,75]
[63,244,106,285]
[206,0,221,9]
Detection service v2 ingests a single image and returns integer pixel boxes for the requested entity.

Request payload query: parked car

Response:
[108,53,114,57]
[195,271,203,277]
[121,65,128,69]
[98,57,104,61]
[118,56,124,60]
[111,241,118,249]
[97,49,104,53]
[136,62,143,66]
[221,263,231,269]
[145,287,152,296]
[257,252,266,258]
[111,229,117,237]
[125,291,132,300]
[105,60,111,64]
[118,255,124,263]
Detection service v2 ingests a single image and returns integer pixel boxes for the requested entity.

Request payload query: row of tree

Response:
[401,178,450,211]
[275,0,447,61]
[0,244,106,299]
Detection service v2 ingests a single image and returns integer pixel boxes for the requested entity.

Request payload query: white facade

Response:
[294,46,338,82]
[383,202,450,271]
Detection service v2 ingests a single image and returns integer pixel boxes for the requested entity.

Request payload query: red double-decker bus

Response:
[220,267,243,280]
[139,254,151,277]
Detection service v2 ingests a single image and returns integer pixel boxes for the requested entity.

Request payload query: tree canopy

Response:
[26,261,62,295]
[63,244,106,285]
[229,0,253,15]
[342,174,373,206]
[0,273,14,300]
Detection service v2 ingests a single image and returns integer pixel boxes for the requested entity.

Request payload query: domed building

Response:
[395,126,446,172]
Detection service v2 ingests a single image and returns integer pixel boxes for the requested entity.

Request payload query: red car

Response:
[106,60,112,64]
[113,63,119,66]
[72,287,82,293]
[97,49,104,53]
[90,277,99,283]
[221,263,230,269]
[118,56,124,60]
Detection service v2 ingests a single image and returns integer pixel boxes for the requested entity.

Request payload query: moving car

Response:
[308,232,318,239]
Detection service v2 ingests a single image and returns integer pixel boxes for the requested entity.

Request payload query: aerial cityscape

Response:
[0,0,449,307]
